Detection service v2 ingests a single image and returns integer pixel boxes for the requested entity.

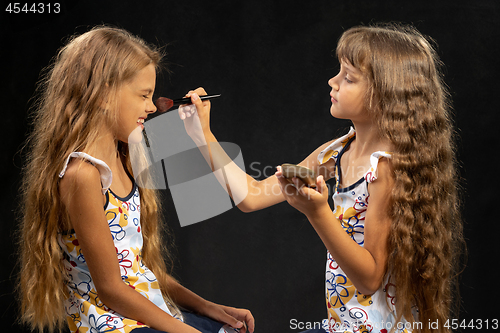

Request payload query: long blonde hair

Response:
[18,26,178,332]
[337,24,465,332]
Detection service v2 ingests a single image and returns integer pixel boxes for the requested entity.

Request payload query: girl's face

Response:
[328,60,369,122]
[115,63,157,142]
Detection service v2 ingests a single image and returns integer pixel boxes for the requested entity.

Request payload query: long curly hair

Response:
[337,24,465,332]
[17,26,179,332]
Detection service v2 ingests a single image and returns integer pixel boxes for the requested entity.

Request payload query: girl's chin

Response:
[329,106,353,121]
[127,126,144,144]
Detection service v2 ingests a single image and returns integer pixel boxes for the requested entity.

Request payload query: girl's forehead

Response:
[126,64,156,88]
[340,59,363,75]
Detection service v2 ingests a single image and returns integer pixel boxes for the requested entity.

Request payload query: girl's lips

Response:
[331,95,338,103]
[137,118,145,129]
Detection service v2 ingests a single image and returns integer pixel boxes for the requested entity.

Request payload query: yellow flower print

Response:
[78,288,102,316]
[130,247,146,275]
[67,313,89,333]
[357,324,371,333]
[325,299,342,329]
[321,149,338,164]
[133,281,151,293]
[125,275,157,296]
[334,205,358,224]
[356,291,373,306]
[61,234,81,253]
[121,318,147,333]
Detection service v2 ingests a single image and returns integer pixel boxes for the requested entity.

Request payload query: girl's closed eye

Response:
[141,89,154,100]
[344,76,353,84]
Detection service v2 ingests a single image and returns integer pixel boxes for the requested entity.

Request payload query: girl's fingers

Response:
[292,176,306,195]
[221,307,255,333]
[185,90,195,98]
[178,104,195,120]
[317,175,326,194]
[188,89,209,117]
[218,312,243,330]
[277,177,299,198]
[275,166,284,180]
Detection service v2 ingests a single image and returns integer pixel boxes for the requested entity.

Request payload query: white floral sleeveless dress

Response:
[58,152,181,333]
[317,128,412,333]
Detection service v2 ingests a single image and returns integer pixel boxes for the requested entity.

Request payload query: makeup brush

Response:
[154,94,221,113]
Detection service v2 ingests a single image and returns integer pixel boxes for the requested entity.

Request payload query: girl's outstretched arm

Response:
[275,159,393,295]
[60,160,200,333]
[180,87,336,213]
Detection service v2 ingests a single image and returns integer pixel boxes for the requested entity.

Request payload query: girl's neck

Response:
[350,119,390,157]
[86,131,121,169]
[85,131,134,197]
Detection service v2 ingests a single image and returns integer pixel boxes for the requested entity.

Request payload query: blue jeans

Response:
[131,311,225,333]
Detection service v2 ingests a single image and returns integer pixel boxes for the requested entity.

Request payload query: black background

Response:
[1,1,499,332]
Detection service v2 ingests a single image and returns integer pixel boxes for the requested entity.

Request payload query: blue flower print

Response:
[326,271,356,308]
[88,313,125,333]
[106,210,126,241]
[343,214,365,246]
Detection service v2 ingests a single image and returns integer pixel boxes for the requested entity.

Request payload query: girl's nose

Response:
[146,99,157,114]
[328,76,340,91]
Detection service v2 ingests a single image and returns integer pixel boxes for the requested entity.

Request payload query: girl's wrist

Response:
[306,204,332,224]
[204,129,215,141]
[195,299,216,317]
[191,129,212,147]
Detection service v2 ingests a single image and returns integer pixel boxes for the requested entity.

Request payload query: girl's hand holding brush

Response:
[154,93,220,113]
[176,88,214,146]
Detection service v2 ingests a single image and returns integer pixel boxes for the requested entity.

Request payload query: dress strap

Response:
[59,152,113,195]
[317,127,356,164]
[364,151,392,184]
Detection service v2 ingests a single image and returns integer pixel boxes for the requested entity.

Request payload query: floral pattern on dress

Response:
[58,154,180,333]
[317,129,405,333]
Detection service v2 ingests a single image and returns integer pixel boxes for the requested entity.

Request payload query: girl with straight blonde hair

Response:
[18,26,254,333]
[180,23,464,333]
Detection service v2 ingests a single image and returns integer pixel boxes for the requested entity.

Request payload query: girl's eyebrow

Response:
[342,63,363,78]
[342,63,358,74]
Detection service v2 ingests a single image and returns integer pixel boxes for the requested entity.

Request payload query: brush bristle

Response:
[154,97,174,113]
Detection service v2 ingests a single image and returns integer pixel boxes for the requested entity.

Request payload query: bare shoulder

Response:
[367,157,394,203]
[59,159,103,207]
[376,157,393,183]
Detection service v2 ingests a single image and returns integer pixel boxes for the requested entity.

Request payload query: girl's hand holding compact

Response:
[275,165,330,219]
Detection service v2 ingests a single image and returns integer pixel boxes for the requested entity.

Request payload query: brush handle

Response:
[172,94,221,106]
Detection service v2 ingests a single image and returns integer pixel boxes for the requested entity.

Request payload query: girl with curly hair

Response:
[181,23,464,333]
